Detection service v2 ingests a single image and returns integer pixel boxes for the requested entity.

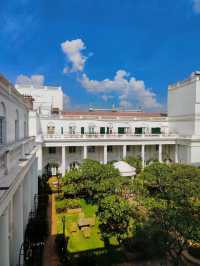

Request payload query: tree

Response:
[149,203,200,265]
[98,195,132,242]
[125,156,142,174]
[139,162,172,195]
[137,163,200,265]
[63,159,122,201]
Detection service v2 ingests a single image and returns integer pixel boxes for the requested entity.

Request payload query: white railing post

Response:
[83,146,87,159]
[141,145,145,169]
[104,145,107,164]
[123,145,127,160]
[61,146,66,177]
[159,144,162,163]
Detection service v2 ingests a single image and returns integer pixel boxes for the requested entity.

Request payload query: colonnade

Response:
[56,144,179,177]
[0,158,38,266]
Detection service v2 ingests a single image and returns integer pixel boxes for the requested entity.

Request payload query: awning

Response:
[113,161,136,177]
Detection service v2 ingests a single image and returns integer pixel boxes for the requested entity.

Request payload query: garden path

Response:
[43,194,60,266]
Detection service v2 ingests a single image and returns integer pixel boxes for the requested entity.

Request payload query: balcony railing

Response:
[0,137,36,177]
[44,133,177,140]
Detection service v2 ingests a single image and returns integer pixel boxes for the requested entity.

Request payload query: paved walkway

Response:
[43,194,60,266]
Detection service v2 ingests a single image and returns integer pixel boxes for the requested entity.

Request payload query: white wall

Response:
[0,81,29,144]
[168,75,200,136]
[15,84,64,113]
[40,117,168,136]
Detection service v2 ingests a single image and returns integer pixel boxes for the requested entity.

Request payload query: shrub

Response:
[56,199,67,213]
[65,199,81,209]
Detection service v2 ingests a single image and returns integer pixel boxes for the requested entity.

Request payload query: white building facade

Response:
[0,71,200,265]
[15,72,200,178]
[0,76,38,266]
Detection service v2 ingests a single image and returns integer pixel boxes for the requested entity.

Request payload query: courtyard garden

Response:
[50,158,200,265]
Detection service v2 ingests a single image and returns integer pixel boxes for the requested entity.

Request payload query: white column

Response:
[104,145,107,164]
[122,145,127,160]
[34,158,38,196]
[37,145,43,176]
[83,145,87,159]
[13,185,24,265]
[62,146,66,177]
[159,144,162,163]
[175,144,178,163]
[141,145,145,168]
[0,209,10,266]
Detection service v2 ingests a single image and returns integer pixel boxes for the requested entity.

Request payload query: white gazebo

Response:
[113,161,136,177]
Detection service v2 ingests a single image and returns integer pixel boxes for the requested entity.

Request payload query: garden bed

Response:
[56,198,119,253]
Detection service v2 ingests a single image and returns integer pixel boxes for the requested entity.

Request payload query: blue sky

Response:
[1,0,200,111]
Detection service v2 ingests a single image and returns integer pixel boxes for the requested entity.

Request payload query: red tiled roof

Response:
[62,111,167,117]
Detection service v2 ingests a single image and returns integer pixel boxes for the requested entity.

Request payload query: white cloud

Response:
[80,70,162,110]
[16,74,45,86]
[101,95,114,102]
[63,94,71,110]
[61,39,88,73]
[192,0,200,13]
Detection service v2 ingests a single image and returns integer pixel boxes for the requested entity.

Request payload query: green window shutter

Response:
[106,127,109,134]
[135,127,143,134]
[151,128,161,134]
[118,127,125,134]
[100,127,105,134]
[81,127,84,134]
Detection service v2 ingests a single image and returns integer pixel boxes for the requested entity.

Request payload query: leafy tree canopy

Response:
[98,195,132,241]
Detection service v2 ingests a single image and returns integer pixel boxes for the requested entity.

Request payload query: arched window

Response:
[47,122,55,135]
[0,102,6,144]
[69,123,76,134]
[15,110,19,141]
[88,123,96,134]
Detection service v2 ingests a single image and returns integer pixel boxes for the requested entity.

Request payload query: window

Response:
[100,127,105,134]
[107,146,113,152]
[24,121,27,137]
[151,128,161,134]
[0,103,6,144]
[81,127,85,134]
[15,110,19,141]
[118,127,125,134]
[0,119,3,144]
[61,127,64,134]
[88,126,95,134]
[127,146,131,152]
[69,146,76,153]
[49,147,56,154]
[69,126,76,134]
[135,127,143,134]
[156,145,159,151]
[88,146,95,153]
[47,123,55,135]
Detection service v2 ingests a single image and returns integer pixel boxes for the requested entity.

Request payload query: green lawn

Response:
[57,199,108,253]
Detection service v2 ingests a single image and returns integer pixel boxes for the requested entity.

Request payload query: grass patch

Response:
[57,198,104,253]
[56,198,133,253]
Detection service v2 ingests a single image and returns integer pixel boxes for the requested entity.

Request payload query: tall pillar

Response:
[104,145,107,164]
[34,158,38,196]
[122,145,127,160]
[0,209,10,266]
[141,145,145,168]
[83,146,87,159]
[37,145,43,176]
[13,185,24,265]
[159,144,162,163]
[175,144,178,163]
[62,146,66,177]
